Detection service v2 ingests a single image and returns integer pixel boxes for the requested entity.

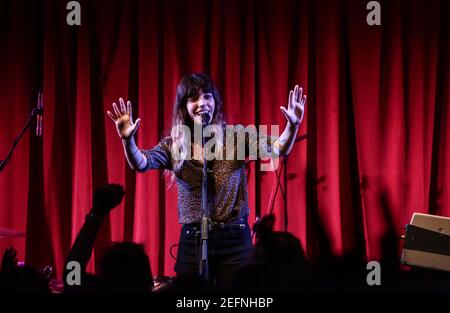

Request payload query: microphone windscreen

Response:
[201,113,210,126]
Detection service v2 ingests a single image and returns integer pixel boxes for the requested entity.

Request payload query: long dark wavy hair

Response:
[169,73,226,180]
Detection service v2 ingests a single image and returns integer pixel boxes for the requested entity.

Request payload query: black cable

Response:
[169,243,179,261]
[267,158,286,215]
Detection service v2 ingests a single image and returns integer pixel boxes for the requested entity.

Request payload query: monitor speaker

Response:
[401,213,450,272]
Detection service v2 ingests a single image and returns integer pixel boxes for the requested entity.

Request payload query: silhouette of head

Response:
[251,215,309,289]
[99,242,153,292]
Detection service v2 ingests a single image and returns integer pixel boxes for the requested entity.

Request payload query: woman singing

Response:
[107,73,306,290]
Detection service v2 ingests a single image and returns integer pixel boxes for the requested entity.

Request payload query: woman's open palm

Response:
[280,85,307,126]
[107,98,141,139]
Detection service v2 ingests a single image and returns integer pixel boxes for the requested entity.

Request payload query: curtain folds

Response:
[0,0,449,277]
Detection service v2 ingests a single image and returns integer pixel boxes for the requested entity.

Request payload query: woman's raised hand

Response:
[280,85,307,127]
[107,98,141,140]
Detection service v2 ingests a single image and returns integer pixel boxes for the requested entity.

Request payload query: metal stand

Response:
[0,92,43,172]
[199,115,210,282]
[266,134,307,231]
[0,90,43,236]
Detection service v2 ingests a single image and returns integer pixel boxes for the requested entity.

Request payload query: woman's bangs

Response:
[186,84,201,99]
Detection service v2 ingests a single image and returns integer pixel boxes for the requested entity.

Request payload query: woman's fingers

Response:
[133,118,141,131]
[297,86,302,103]
[288,90,293,109]
[119,98,126,114]
[127,100,132,116]
[112,102,121,117]
[107,110,117,122]
[110,98,138,128]
[128,118,141,138]
[127,100,133,122]
[302,94,307,106]
[292,85,307,111]
[280,106,289,120]
[294,85,298,102]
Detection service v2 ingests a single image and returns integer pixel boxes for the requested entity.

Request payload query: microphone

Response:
[35,91,43,136]
[201,112,210,127]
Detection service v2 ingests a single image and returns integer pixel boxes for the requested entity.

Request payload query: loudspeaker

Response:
[401,213,450,272]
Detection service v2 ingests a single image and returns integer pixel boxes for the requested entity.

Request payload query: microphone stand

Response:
[0,105,43,173]
[199,114,210,282]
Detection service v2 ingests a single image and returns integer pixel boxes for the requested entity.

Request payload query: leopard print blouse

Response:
[140,125,276,224]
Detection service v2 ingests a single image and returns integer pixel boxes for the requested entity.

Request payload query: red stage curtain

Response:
[0,0,449,278]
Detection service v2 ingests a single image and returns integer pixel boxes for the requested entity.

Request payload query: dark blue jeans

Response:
[174,217,253,290]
